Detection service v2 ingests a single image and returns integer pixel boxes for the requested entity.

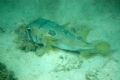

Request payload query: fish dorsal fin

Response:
[71,25,92,42]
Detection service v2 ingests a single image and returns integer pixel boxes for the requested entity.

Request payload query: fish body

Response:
[27,18,92,51]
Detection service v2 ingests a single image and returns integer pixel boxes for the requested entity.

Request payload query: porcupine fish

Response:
[26,18,92,52]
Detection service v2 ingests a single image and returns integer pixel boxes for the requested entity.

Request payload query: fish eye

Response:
[63,30,68,34]
[48,30,56,36]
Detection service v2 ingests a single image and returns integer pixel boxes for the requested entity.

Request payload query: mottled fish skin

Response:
[27,18,91,51]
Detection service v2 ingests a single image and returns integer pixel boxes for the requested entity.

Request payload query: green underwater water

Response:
[0,0,120,80]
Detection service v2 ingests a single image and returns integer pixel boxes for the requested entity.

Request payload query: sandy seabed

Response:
[0,0,120,80]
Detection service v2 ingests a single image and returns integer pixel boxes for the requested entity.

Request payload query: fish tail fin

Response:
[93,40,113,56]
[80,40,113,58]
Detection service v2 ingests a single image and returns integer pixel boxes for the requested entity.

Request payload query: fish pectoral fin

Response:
[79,27,92,41]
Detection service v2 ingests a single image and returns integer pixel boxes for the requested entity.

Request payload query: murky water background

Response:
[0,0,120,80]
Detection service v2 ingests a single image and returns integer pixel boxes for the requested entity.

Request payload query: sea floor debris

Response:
[0,62,17,80]
[54,54,83,72]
